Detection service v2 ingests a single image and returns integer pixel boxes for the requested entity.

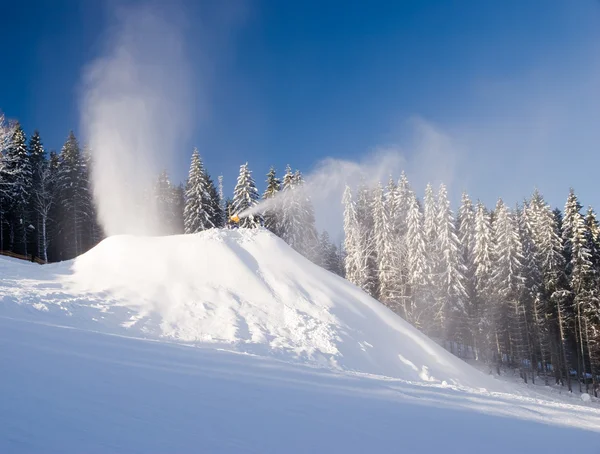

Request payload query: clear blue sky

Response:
[1,0,599,211]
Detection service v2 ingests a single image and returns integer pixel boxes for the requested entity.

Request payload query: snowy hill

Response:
[3,228,497,389]
[1,229,600,452]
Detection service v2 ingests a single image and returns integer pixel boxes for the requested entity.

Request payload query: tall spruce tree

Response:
[232,163,262,228]
[434,184,467,342]
[458,192,477,348]
[492,200,527,378]
[3,124,31,254]
[183,148,213,233]
[263,166,281,236]
[562,189,594,392]
[405,190,428,328]
[206,174,223,228]
[28,131,48,259]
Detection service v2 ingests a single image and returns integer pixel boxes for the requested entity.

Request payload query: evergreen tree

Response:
[405,190,428,328]
[583,207,600,394]
[354,180,377,297]
[492,199,527,378]
[317,231,343,276]
[232,163,262,228]
[280,165,300,245]
[342,185,360,286]
[56,132,94,259]
[183,148,213,233]
[28,131,48,259]
[206,174,223,228]
[473,201,494,361]
[371,182,391,302]
[295,171,319,262]
[458,192,478,348]
[434,184,467,341]
[3,123,31,254]
[562,189,594,393]
[263,166,281,236]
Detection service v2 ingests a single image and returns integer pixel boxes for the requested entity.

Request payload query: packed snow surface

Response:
[2,229,497,389]
[1,229,600,452]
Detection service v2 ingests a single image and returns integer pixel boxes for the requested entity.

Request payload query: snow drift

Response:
[2,228,496,389]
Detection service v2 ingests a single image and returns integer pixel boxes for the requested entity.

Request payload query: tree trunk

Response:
[576,299,589,394]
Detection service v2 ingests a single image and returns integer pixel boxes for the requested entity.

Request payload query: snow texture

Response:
[1,229,599,452]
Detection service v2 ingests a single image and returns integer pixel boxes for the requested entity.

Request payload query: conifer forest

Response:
[1,116,599,396]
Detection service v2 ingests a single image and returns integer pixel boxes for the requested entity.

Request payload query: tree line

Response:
[3,115,597,395]
[342,174,600,395]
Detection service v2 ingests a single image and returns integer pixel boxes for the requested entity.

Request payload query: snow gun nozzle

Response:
[230,214,240,223]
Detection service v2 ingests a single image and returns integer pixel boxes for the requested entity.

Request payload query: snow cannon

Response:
[230,214,240,224]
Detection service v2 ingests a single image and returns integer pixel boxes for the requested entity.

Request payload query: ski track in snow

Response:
[1,229,600,452]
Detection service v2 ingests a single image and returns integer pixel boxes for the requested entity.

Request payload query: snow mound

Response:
[1,229,499,390]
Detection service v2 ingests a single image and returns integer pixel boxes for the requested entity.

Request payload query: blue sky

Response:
[1,0,600,212]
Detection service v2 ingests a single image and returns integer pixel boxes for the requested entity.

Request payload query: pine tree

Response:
[263,166,281,236]
[280,165,300,246]
[473,201,494,361]
[434,184,467,342]
[562,189,594,392]
[372,182,391,302]
[232,163,262,228]
[56,132,94,259]
[342,185,360,286]
[294,171,319,262]
[405,190,428,328]
[183,148,213,233]
[583,206,600,395]
[2,123,31,254]
[422,183,438,326]
[206,174,223,228]
[458,192,477,348]
[492,199,527,378]
[28,131,48,260]
[354,180,377,297]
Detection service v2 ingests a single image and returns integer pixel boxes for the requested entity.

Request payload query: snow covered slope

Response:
[2,229,600,452]
[2,316,600,454]
[2,229,496,390]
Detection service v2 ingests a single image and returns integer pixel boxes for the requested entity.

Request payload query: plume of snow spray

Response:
[80,4,192,236]
[238,119,459,237]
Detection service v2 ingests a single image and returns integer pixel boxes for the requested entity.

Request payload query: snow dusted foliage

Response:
[583,207,600,381]
[433,184,467,339]
[342,185,359,285]
[372,182,391,302]
[472,201,494,358]
[458,193,478,343]
[280,165,300,246]
[232,163,262,228]
[562,189,597,393]
[278,167,318,260]
[262,166,281,236]
[0,123,31,254]
[355,181,377,297]
[317,230,343,276]
[492,199,527,367]
[206,174,224,228]
[405,189,428,327]
[293,171,319,261]
[183,148,213,233]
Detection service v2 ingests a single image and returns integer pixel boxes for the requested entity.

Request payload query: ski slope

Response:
[1,229,600,452]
